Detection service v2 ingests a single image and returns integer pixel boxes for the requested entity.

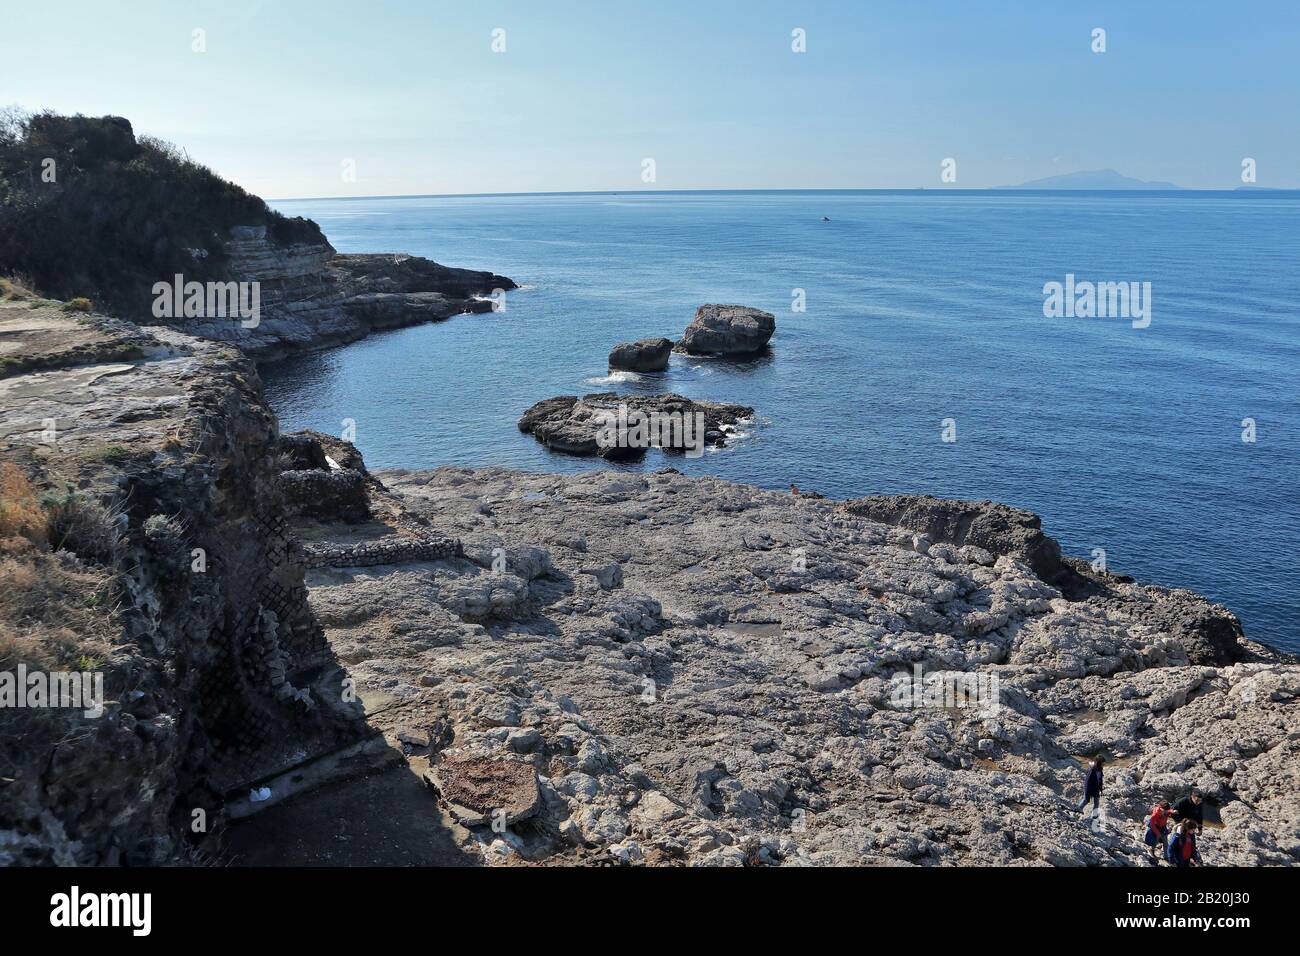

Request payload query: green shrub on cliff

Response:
[0,108,324,319]
[40,485,127,567]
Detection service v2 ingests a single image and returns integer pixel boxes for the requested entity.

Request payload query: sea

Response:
[262,189,1300,652]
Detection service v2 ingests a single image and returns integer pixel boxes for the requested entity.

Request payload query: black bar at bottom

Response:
[0,865,1284,940]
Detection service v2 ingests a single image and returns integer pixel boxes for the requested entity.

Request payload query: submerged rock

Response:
[676,303,775,356]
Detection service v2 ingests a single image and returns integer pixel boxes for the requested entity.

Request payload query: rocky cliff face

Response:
[0,299,371,864]
[162,226,516,360]
[0,112,516,361]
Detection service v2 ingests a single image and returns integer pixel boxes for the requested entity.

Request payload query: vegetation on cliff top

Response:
[0,109,324,319]
[0,462,123,668]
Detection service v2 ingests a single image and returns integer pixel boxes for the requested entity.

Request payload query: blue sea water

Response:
[262,190,1300,652]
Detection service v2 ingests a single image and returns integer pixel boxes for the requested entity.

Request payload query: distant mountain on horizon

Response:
[1005,169,1183,190]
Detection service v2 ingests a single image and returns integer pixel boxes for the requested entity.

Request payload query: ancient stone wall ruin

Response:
[0,320,371,865]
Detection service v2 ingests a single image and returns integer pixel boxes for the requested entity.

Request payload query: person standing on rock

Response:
[1077,757,1104,817]
[1144,799,1172,863]
[1172,789,1204,834]
[1168,818,1202,867]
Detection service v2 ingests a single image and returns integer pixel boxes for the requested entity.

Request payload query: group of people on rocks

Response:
[1076,757,1207,866]
[1144,793,1206,866]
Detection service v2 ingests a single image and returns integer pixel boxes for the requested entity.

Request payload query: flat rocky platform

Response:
[295,459,1299,866]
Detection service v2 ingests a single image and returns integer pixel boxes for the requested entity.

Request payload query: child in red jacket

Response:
[1143,799,1171,863]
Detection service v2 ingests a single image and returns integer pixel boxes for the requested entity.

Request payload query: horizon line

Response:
[269,185,1298,203]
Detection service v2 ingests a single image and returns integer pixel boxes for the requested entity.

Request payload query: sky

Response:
[3,0,1297,197]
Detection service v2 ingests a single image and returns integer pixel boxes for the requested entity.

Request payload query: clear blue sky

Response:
[3,0,1297,197]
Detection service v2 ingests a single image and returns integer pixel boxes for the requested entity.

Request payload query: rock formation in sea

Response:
[608,337,674,372]
[676,303,776,356]
[518,392,754,458]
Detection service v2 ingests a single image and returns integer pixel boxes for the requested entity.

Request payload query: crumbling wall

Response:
[0,322,369,865]
[277,469,371,524]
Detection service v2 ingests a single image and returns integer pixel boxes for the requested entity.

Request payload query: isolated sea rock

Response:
[609,337,673,372]
[676,303,775,356]
[517,392,754,458]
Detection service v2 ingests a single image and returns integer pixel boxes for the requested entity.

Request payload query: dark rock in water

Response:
[675,303,775,356]
[518,392,754,459]
[609,337,673,372]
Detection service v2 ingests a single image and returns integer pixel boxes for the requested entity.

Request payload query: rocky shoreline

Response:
[1,300,1297,867]
[173,233,517,362]
[0,114,517,363]
[1,113,1296,866]
[279,437,1299,866]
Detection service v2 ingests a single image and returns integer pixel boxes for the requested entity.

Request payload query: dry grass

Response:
[62,296,93,313]
[0,462,120,671]
[0,554,116,664]
[0,274,37,301]
[0,462,48,545]
[0,459,122,795]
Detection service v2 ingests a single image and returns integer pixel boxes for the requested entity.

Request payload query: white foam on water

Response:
[584,370,641,385]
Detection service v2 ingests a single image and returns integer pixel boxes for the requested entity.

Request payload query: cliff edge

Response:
[0,111,515,359]
[0,293,379,864]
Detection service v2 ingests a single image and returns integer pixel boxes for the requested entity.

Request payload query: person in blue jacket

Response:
[1168,818,1202,867]
[1077,756,1104,815]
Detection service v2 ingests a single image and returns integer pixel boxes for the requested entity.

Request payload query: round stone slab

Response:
[425,754,541,827]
